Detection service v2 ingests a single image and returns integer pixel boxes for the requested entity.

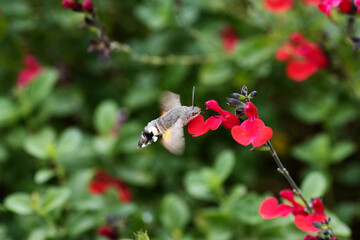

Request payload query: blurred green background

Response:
[0,0,359,239]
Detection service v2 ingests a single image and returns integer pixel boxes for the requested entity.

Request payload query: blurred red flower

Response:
[259,190,327,232]
[276,33,328,82]
[17,55,43,88]
[263,0,294,13]
[231,102,273,148]
[97,226,118,240]
[83,0,93,12]
[89,170,131,203]
[356,0,360,12]
[188,100,240,137]
[61,0,81,11]
[221,25,239,53]
[304,235,320,240]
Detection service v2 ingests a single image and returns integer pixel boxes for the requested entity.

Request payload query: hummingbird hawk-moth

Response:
[137,89,201,155]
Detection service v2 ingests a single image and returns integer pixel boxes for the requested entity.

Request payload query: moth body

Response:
[138,92,201,154]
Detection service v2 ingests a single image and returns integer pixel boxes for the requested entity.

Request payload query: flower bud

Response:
[235,107,244,117]
[312,221,322,229]
[226,97,244,108]
[230,93,241,99]
[249,90,258,99]
[241,85,248,96]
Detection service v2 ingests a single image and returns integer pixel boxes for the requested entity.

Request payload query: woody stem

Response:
[265,141,313,213]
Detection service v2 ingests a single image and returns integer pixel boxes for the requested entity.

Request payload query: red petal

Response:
[252,125,273,147]
[244,102,259,121]
[294,215,324,232]
[206,116,223,130]
[276,44,293,61]
[286,60,318,82]
[231,123,252,146]
[221,111,240,129]
[206,100,223,114]
[312,198,324,214]
[188,115,212,137]
[339,0,353,13]
[259,197,293,219]
[263,0,294,13]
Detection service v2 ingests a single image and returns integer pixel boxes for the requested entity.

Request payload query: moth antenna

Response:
[192,86,195,107]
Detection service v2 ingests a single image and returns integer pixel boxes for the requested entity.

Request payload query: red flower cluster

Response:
[89,170,131,203]
[263,0,321,13]
[276,33,328,82]
[221,25,239,53]
[17,55,43,88]
[231,102,273,148]
[318,0,356,17]
[259,190,327,232]
[97,226,118,240]
[188,100,272,148]
[61,0,93,12]
[188,100,240,136]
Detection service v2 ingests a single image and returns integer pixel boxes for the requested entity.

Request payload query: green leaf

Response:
[34,169,55,185]
[28,228,47,240]
[160,193,190,230]
[4,193,33,215]
[301,171,328,200]
[67,213,98,236]
[331,141,356,163]
[234,36,275,69]
[24,128,56,160]
[184,170,216,201]
[233,193,263,225]
[0,98,19,127]
[291,133,331,167]
[21,68,58,109]
[200,62,234,86]
[93,100,118,135]
[226,185,247,206]
[214,149,235,182]
[42,187,71,213]
[134,0,174,31]
[57,127,83,157]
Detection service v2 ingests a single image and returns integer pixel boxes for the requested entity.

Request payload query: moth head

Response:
[187,106,201,121]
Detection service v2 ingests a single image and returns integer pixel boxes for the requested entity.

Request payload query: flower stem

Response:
[265,141,313,213]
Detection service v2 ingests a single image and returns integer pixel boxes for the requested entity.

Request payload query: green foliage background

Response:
[0,0,359,239]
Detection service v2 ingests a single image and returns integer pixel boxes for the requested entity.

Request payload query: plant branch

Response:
[265,141,313,213]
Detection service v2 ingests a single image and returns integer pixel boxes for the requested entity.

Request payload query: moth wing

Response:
[161,119,184,155]
[160,91,181,112]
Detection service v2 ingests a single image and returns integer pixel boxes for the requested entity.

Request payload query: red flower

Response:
[89,170,132,203]
[188,100,240,137]
[61,0,81,11]
[17,55,43,88]
[318,0,354,16]
[259,190,327,233]
[97,226,118,240]
[221,25,239,53]
[276,33,328,82]
[82,0,93,12]
[355,0,360,12]
[263,0,294,13]
[231,102,273,148]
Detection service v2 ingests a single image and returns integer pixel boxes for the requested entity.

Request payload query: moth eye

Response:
[192,112,197,116]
